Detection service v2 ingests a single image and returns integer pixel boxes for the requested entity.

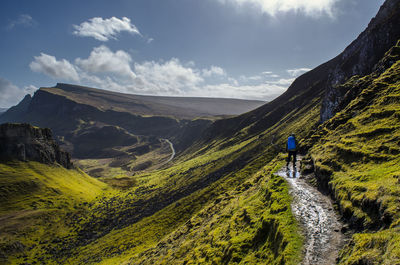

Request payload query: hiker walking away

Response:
[286,133,297,167]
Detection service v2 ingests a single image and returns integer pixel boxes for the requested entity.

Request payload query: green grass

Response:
[0,119,305,265]
[338,229,400,265]
[75,158,302,265]
[0,161,111,264]
[0,161,109,213]
[309,44,400,264]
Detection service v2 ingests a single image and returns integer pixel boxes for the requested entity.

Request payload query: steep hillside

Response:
[0,124,110,264]
[304,40,400,264]
[0,162,111,265]
[195,0,400,146]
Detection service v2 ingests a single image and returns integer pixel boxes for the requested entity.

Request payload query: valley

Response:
[1,0,400,264]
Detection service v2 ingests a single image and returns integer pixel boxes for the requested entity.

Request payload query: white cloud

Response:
[287,68,312,77]
[218,0,339,17]
[29,53,80,81]
[262,71,279,78]
[133,58,204,94]
[267,78,295,86]
[7,14,37,30]
[0,78,36,107]
[249,76,262,81]
[73,17,141,41]
[76,45,136,80]
[29,47,289,101]
[197,82,284,100]
[202,66,226,77]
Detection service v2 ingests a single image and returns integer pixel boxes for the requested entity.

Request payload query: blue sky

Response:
[0,0,385,107]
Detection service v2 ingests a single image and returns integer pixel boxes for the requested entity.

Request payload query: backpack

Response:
[287,136,296,151]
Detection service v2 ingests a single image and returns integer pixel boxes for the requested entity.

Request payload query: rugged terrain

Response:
[1,0,400,264]
[0,83,265,179]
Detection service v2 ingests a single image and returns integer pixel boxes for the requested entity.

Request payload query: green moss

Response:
[309,46,400,264]
[0,161,111,264]
[0,161,108,213]
[339,229,400,265]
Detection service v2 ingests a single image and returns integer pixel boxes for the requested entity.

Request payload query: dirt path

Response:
[164,139,175,163]
[276,158,344,265]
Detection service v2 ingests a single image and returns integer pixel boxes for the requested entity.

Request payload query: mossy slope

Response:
[0,161,109,264]
[308,40,400,264]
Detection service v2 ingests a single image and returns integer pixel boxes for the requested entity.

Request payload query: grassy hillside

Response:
[0,105,315,264]
[40,134,305,265]
[0,161,110,264]
[306,41,400,264]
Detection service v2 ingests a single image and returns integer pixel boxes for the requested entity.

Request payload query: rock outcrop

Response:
[0,123,72,168]
[320,0,400,121]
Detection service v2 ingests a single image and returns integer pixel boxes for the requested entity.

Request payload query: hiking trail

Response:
[164,139,175,163]
[275,157,345,265]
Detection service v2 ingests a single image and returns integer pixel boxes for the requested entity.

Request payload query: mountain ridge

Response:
[193,0,400,147]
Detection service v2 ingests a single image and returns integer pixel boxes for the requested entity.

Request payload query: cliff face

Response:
[320,0,400,121]
[195,0,400,147]
[0,123,72,169]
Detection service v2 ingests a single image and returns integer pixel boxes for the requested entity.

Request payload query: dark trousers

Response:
[287,151,297,166]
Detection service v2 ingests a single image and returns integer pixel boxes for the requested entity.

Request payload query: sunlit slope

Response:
[56,136,305,265]
[127,157,302,265]
[0,161,109,264]
[307,41,400,264]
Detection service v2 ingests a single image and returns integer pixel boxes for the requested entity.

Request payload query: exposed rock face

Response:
[0,123,72,168]
[320,0,400,121]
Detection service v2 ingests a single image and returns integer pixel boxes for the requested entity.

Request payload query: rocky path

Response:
[276,158,344,265]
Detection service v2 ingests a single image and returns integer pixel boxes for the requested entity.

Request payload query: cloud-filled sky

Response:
[0,0,385,107]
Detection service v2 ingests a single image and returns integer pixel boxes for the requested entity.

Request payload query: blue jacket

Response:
[287,136,297,151]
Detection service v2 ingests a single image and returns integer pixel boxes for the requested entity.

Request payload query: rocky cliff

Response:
[0,123,72,168]
[193,0,400,147]
[320,0,400,121]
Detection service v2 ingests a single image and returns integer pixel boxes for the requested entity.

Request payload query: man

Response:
[286,133,297,167]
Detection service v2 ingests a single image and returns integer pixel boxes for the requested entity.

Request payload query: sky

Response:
[0,0,385,108]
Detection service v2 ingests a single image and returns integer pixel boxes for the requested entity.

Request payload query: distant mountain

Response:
[0,83,266,158]
[0,108,7,114]
[37,83,266,119]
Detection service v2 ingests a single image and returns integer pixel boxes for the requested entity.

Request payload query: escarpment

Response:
[0,123,72,168]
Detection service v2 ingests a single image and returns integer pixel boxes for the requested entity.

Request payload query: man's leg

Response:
[293,151,297,167]
[287,152,290,167]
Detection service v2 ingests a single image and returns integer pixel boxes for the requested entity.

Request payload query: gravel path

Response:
[276,158,344,265]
